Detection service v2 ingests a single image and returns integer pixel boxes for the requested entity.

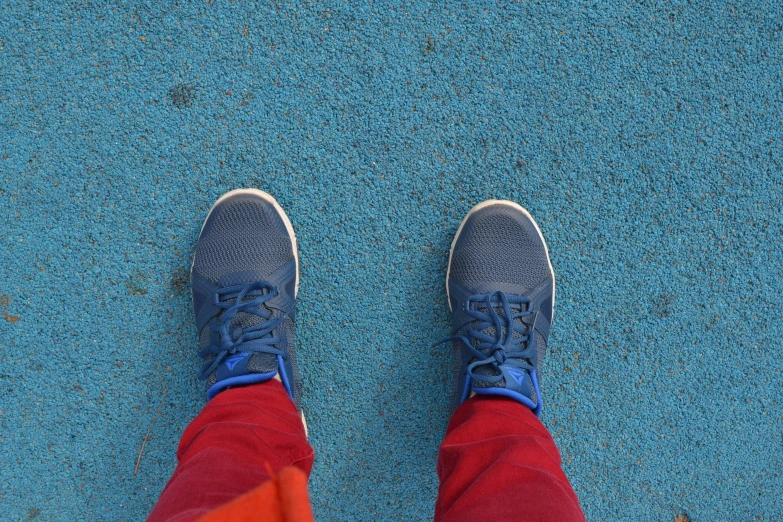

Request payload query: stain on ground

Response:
[171,268,188,293]
[0,294,17,322]
[126,271,149,296]
[169,84,195,108]
[422,36,436,55]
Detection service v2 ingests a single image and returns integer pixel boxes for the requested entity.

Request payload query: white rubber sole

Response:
[445,200,556,313]
[191,188,300,297]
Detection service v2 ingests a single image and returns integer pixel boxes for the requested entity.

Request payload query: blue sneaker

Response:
[190,189,302,408]
[445,200,555,417]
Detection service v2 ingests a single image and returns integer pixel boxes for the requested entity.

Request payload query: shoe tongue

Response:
[205,306,279,386]
[232,310,263,330]
[471,364,538,407]
[247,352,278,373]
[229,311,279,371]
[472,363,503,387]
[470,302,538,407]
[502,366,535,403]
[476,303,526,342]
[209,350,278,382]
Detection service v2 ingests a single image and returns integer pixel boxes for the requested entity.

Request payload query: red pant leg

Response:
[435,396,584,522]
[147,379,314,522]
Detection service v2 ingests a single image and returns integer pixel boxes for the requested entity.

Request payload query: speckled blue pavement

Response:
[1,2,782,521]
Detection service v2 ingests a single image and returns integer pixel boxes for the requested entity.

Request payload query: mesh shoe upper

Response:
[448,204,552,292]
[193,194,295,282]
[191,190,301,408]
[446,201,554,417]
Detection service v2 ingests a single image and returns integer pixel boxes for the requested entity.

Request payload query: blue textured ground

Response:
[1,1,782,521]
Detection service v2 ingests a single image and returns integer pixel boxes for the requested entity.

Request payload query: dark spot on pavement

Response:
[240,91,254,107]
[171,269,188,293]
[28,508,41,520]
[169,84,195,108]
[3,311,20,323]
[423,36,435,55]
[658,294,675,317]
[126,271,148,296]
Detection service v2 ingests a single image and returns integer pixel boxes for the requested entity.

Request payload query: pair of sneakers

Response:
[191,190,554,418]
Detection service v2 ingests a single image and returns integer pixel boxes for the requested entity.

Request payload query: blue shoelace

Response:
[198,281,285,380]
[445,290,539,386]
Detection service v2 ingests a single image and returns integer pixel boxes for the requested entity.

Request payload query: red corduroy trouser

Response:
[147,379,584,522]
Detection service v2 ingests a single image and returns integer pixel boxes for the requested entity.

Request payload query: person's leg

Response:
[435,396,582,521]
[437,200,584,521]
[147,380,313,522]
[148,189,312,521]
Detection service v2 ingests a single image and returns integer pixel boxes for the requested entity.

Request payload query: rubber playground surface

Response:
[0,1,781,520]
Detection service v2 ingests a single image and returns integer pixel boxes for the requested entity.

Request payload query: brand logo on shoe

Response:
[225,352,250,371]
[506,368,527,386]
